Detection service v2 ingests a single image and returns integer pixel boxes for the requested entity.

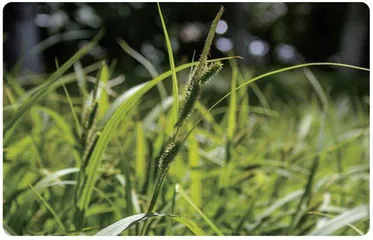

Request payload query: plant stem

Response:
[140,170,168,235]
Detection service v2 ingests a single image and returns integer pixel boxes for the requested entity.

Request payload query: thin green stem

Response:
[140,170,168,235]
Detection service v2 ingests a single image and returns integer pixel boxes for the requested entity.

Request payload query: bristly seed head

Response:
[175,81,201,128]
[200,61,223,86]
[158,141,181,172]
[175,61,222,128]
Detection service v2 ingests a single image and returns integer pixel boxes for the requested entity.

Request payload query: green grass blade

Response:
[117,38,159,79]
[98,56,239,127]
[309,205,368,235]
[95,212,205,236]
[195,101,223,135]
[237,70,250,129]
[97,62,110,119]
[219,57,238,189]
[3,223,17,236]
[188,123,202,208]
[227,57,238,140]
[307,211,365,235]
[117,38,168,134]
[28,184,67,233]
[117,38,167,101]
[32,106,75,144]
[136,121,146,187]
[73,61,89,97]
[4,72,26,97]
[157,2,179,126]
[171,215,206,236]
[303,68,329,110]
[250,81,271,109]
[20,62,102,102]
[4,30,104,135]
[176,184,223,236]
[62,84,82,135]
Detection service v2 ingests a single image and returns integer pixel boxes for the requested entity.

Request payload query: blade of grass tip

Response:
[3,29,104,136]
[182,62,369,145]
[28,184,67,233]
[97,62,110,119]
[157,2,179,126]
[109,58,117,75]
[92,62,104,101]
[55,59,82,136]
[176,184,223,236]
[74,61,89,97]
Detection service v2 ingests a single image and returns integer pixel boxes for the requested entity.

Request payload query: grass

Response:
[2,5,369,236]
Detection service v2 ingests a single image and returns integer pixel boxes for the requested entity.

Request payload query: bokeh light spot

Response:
[216,20,228,34]
[216,37,233,52]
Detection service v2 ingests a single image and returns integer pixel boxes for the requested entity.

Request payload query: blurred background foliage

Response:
[3,2,369,97]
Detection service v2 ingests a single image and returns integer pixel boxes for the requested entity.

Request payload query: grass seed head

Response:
[158,141,182,172]
[200,61,223,86]
[175,81,201,128]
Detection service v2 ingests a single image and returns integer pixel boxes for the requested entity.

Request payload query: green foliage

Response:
[2,4,369,237]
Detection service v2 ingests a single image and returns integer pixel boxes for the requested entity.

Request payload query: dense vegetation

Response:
[3,4,369,236]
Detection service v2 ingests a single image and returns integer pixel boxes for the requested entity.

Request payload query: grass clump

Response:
[2,3,369,237]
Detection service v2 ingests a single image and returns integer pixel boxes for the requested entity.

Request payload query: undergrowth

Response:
[2,4,369,236]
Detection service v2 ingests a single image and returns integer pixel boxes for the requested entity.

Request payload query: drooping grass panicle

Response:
[157,141,182,172]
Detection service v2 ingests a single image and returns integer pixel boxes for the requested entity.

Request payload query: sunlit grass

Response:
[2,5,369,237]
